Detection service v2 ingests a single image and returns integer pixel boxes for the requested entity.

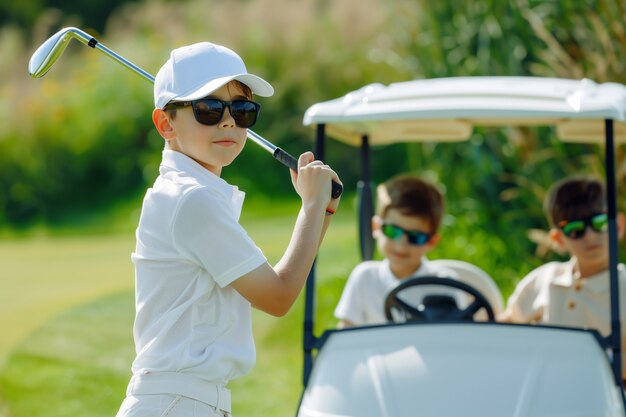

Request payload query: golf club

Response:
[28,27,342,199]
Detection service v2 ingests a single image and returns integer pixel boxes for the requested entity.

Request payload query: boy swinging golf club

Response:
[116,40,342,417]
[29,29,342,417]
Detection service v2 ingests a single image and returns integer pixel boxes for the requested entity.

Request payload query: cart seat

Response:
[430,259,503,315]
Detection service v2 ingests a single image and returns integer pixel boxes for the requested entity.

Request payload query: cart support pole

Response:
[302,263,316,386]
[302,123,327,386]
[604,119,624,393]
[357,135,375,260]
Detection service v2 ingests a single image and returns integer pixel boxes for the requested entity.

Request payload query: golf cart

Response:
[297,77,626,416]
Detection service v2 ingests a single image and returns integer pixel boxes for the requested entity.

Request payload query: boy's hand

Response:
[290,152,341,213]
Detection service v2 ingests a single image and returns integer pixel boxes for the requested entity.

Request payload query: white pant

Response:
[116,394,231,417]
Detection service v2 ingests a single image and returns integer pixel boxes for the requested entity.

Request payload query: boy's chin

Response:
[219,151,244,167]
[577,250,609,266]
[387,256,423,270]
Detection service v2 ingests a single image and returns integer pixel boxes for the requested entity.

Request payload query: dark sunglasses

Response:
[381,223,432,246]
[165,98,261,128]
[558,212,608,239]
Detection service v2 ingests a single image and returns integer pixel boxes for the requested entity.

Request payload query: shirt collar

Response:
[159,149,230,187]
[159,149,246,219]
[551,257,623,294]
[551,258,577,288]
[583,263,625,294]
[380,257,430,281]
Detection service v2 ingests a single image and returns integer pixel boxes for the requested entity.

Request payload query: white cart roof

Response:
[302,76,626,146]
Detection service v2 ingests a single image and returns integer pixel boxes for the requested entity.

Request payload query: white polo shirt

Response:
[334,258,460,326]
[130,150,267,386]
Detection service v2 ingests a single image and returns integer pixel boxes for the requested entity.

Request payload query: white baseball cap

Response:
[154,42,274,109]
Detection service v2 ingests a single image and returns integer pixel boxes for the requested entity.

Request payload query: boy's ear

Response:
[549,228,568,255]
[152,108,177,141]
[371,216,382,238]
[617,212,626,240]
[549,228,562,243]
[426,233,440,249]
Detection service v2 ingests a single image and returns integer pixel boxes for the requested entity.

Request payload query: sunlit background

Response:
[1,0,626,416]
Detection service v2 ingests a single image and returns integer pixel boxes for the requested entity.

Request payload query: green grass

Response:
[0,197,360,417]
[0,233,136,367]
[0,292,135,417]
[0,193,527,417]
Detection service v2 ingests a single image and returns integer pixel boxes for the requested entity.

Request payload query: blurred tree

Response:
[0,0,139,32]
[377,0,626,267]
[1,0,625,257]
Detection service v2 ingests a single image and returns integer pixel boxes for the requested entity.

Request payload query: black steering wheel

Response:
[384,276,496,323]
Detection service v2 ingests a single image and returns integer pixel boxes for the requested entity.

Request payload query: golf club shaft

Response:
[57,29,155,83]
[30,27,342,199]
[246,130,342,198]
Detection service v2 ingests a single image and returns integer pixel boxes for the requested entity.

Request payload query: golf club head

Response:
[28,27,88,78]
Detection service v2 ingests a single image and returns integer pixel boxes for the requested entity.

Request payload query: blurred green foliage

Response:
[0,0,138,33]
[1,0,626,267]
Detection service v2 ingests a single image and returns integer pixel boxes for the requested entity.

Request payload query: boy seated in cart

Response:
[501,175,626,379]
[334,174,465,328]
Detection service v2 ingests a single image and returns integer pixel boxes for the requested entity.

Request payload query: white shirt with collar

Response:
[130,149,267,386]
[334,258,460,326]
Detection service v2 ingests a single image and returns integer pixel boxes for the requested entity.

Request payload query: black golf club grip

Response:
[273,148,343,199]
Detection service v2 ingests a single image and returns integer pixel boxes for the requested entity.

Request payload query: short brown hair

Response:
[543,176,606,227]
[376,174,444,232]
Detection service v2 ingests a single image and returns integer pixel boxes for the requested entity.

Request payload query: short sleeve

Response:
[334,264,369,325]
[172,186,267,288]
[505,269,545,323]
